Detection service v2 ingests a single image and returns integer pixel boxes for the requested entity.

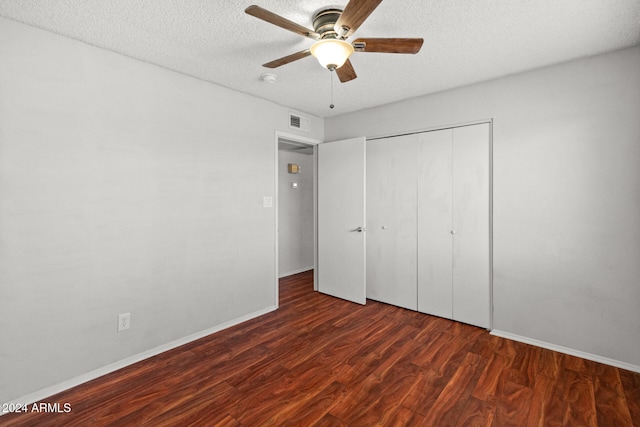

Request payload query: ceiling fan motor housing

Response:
[312,8,343,40]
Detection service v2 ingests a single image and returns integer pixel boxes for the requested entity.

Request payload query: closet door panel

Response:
[388,135,418,310]
[366,138,391,304]
[417,129,453,318]
[366,135,418,310]
[452,123,490,328]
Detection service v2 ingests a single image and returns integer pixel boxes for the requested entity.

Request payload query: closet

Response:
[366,122,491,329]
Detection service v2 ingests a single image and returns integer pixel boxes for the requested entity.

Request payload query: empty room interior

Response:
[1,0,639,425]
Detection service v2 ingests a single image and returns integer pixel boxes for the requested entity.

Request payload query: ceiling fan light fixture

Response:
[310,39,354,70]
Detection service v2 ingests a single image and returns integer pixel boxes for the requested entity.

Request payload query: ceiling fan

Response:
[245,0,424,83]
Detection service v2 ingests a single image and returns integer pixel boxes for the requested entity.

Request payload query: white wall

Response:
[326,46,640,369]
[0,17,323,403]
[278,151,314,277]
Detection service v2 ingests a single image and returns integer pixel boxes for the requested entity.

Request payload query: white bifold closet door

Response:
[366,134,418,310]
[418,123,490,329]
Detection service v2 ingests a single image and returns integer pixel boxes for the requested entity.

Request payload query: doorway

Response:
[276,137,317,281]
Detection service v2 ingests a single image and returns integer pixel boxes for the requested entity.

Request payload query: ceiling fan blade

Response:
[245,5,319,40]
[353,38,424,54]
[336,59,357,83]
[334,0,383,38]
[263,49,311,68]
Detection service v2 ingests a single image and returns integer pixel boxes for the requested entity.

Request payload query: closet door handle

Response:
[450,230,456,235]
[352,226,366,232]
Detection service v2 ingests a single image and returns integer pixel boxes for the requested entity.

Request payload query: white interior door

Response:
[452,123,490,328]
[417,129,454,318]
[366,135,418,310]
[317,137,366,304]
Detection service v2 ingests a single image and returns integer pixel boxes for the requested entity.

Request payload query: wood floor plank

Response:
[472,353,510,404]
[385,406,427,426]
[276,381,349,426]
[401,367,450,417]
[337,363,423,426]
[313,413,348,427]
[329,331,422,422]
[421,352,485,425]
[211,414,242,427]
[331,340,425,425]
[137,381,240,427]
[412,319,445,345]
[526,375,562,427]
[454,397,496,427]
[469,331,501,359]
[428,330,475,377]
[593,363,635,426]
[2,269,639,427]
[620,368,640,427]
[538,347,564,380]
[410,330,456,368]
[564,353,597,377]
[563,369,598,427]
[494,369,534,426]
[282,307,390,372]
[509,341,540,388]
[337,324,419,385]
[234,363,339,426]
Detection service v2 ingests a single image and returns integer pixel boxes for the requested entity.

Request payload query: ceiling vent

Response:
[289,113,311,132]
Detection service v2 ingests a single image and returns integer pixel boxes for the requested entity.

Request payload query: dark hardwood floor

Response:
[2,270,639,426]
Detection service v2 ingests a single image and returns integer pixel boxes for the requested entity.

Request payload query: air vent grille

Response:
[289,113,311,132]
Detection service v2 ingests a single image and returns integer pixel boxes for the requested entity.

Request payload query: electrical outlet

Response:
[117,313,131,332]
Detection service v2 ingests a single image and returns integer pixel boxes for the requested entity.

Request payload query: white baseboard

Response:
[2,305,277,415]
[490,329,640,373]
[278,266,314,278]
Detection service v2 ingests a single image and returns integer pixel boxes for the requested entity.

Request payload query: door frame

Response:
[274,131,322,306]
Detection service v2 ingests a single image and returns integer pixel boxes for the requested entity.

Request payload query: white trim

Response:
[278,266,314,278]
[1,306,277,414]
[491,329,640,373]
[275,131,321,146]
[313,143,318,292]
[488,120,494,330]
[274,133,279,308]
[366,118,494,142]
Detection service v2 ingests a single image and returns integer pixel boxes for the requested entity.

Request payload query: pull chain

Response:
[329,70,335,109]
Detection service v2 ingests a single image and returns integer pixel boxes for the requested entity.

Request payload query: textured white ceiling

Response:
[1,0,639,118]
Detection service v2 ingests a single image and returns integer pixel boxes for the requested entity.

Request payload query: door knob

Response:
[352,226,365,232]
[450,230,456,235]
